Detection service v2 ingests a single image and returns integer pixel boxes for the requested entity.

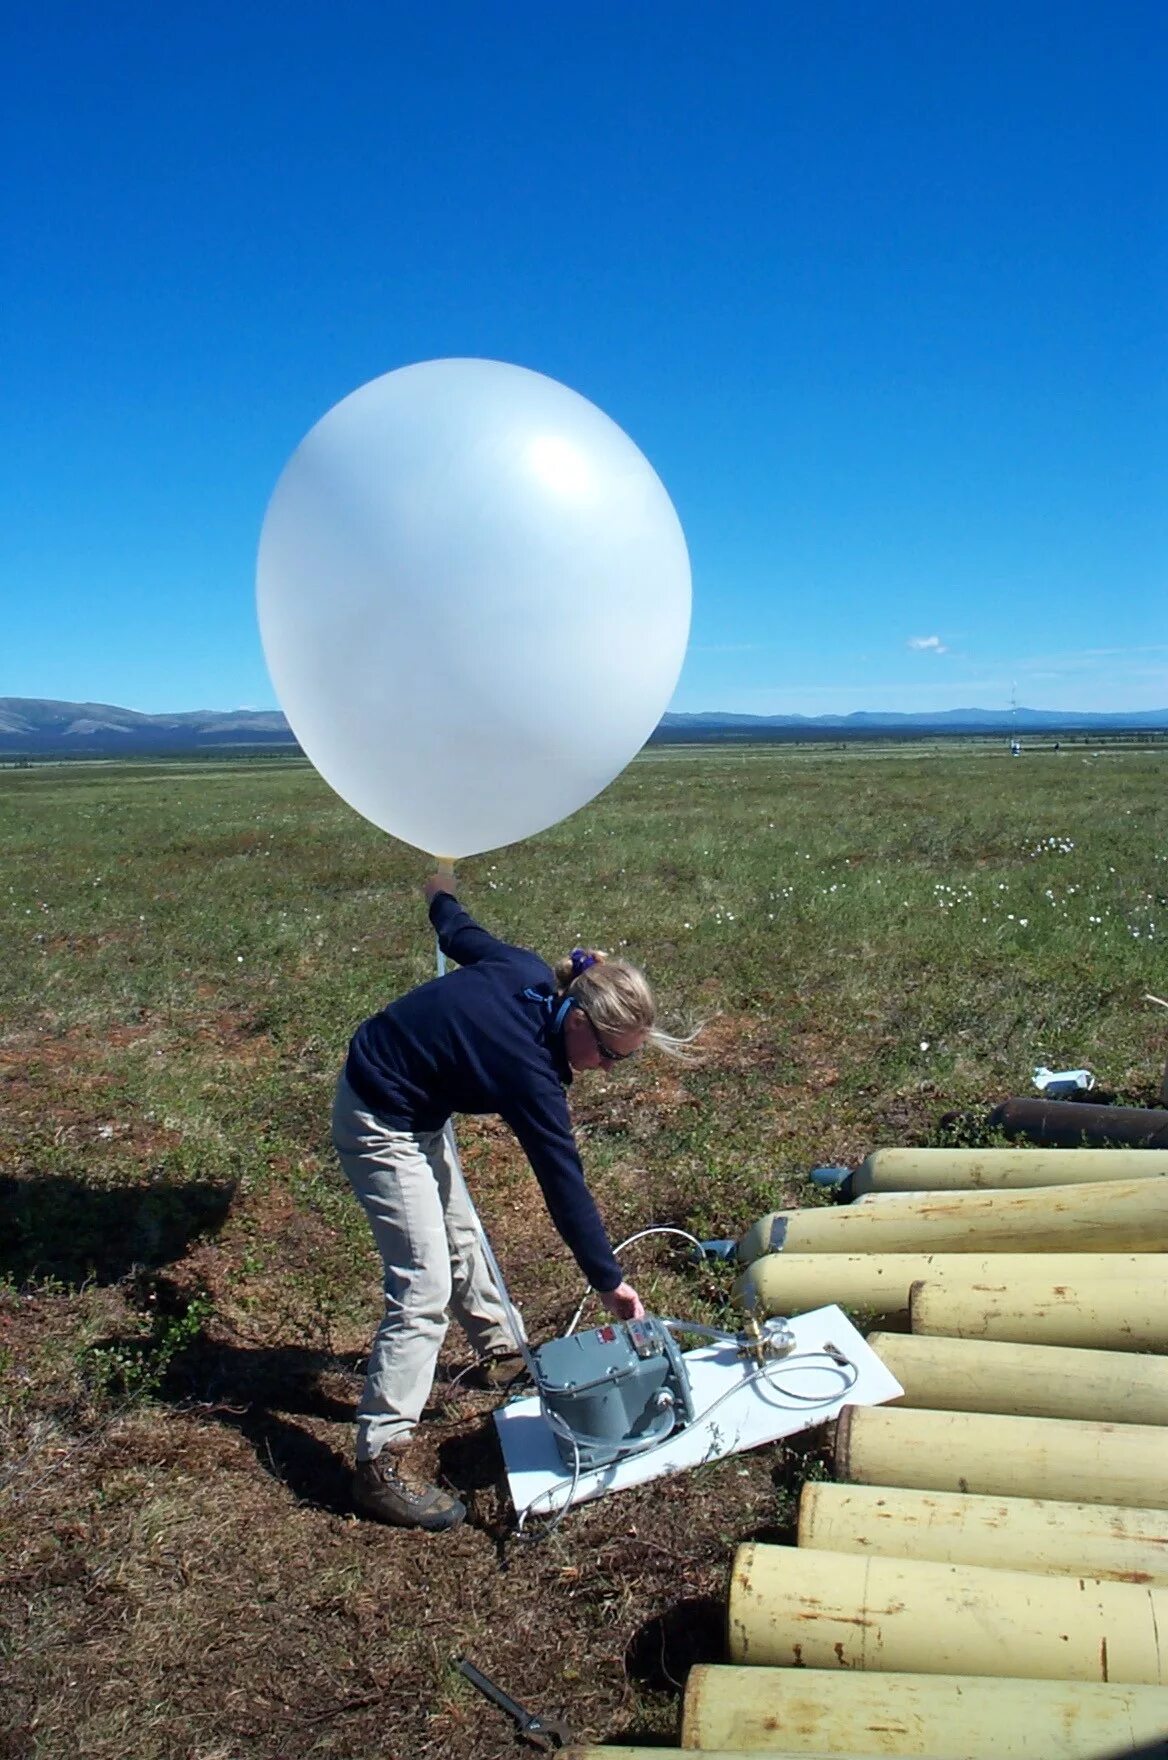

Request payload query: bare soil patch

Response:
[1,1011,825,1758]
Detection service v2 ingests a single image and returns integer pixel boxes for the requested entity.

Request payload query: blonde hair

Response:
[554,949,701,1061]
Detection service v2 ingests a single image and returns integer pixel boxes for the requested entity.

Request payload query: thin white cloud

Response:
[908,635,949,655]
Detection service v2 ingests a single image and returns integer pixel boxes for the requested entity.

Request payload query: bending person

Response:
[333,874,676,1532]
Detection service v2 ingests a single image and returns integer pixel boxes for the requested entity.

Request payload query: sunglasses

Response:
[583,1010,640,1064]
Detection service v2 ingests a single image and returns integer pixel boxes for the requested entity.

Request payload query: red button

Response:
[598,1325,616,1343]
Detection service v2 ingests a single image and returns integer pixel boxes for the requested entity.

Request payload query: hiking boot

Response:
[465,1350,528,1392]
[353,1441,465,1532]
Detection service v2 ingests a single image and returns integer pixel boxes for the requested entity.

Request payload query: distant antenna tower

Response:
[1010,680,1021,756]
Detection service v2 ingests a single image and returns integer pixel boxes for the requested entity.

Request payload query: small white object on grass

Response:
[1033,1065,1095,1096]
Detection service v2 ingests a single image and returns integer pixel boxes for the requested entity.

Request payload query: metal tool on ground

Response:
[453,1655,572,1751]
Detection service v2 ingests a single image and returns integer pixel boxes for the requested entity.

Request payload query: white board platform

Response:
[495,1304,902,1521]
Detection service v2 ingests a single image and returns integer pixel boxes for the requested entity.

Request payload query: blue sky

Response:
[3,2,1164,716]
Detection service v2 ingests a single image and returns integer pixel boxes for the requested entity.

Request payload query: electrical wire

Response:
[514,1342,858,1537]
[514,1409,582,1541]
[515,1229,859,1537]
[564,1226,708,1336]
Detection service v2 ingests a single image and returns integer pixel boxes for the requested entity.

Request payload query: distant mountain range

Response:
[1,697,1165,756]
[0,699,293,754]
[658,707,1168,734]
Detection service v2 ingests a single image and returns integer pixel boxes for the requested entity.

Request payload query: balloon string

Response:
[435,914,533,1369]
[434,856,455,977]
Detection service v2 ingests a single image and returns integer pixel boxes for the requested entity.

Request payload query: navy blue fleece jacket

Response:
[344,892,623,1292]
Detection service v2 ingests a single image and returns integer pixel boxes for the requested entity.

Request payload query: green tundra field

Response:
[2,741,1165,1758]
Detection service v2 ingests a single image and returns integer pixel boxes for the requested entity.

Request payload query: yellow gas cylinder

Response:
[734,1176,1168,1265]
[796,1481,1168,1583]
[909,1276,1168,1351]
[727,1541,1167,1681]
[835,1405,1168,1508]
[852,1146,1168,1194]
[564,1750,924,1760]
[680,1665,1168,1755]
[868,1330,1168,1424]
[732,1251,1156,1321]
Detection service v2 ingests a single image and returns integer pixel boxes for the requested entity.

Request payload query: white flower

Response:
[919,1039,930,1051]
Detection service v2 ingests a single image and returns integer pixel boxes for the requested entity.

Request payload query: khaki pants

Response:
[332,1072,517,1460]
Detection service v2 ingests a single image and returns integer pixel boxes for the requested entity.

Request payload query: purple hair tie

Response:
[570,948,597,979]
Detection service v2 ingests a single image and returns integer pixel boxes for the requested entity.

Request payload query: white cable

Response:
[514,1409,582,1540]
[564,1225,708,1335]
[686,1347,857,1430]
[513,1346,858,1534]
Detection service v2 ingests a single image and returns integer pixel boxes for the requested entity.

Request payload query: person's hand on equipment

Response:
[600,1281,645,1321]
[424,872,457,903]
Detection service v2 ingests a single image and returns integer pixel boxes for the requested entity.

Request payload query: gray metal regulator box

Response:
[533,1316,696,1470]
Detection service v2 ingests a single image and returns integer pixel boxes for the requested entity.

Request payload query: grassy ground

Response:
[2,740,1165,1758]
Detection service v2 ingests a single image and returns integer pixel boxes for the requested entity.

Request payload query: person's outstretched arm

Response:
[503,1081,644,1320]
[424,877,509,967]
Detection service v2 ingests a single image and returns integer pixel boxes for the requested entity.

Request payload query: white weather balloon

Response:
[256,358,691,858]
